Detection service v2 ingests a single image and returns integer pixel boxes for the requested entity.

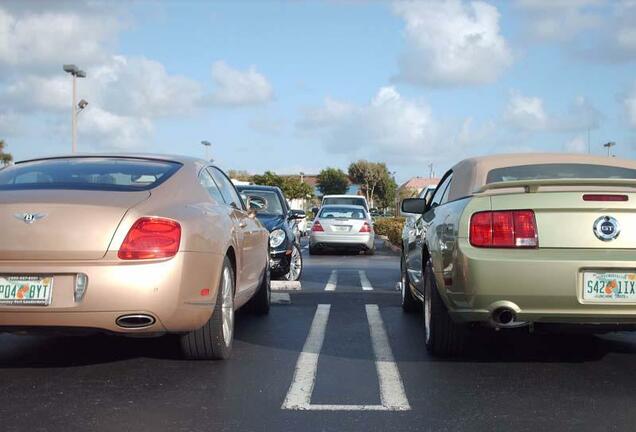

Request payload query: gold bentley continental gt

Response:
[401,153,636,356]
[0,155,270,360]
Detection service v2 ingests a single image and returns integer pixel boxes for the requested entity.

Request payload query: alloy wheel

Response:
[285,245,302,281]
[221,266,234,347]
[424,268,432,344]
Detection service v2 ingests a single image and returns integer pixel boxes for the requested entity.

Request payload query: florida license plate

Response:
[583,271,636,302]
[0,276,53,305]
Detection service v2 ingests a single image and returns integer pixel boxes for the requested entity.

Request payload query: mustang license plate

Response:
[583,271,636,302]
[0,276,53,305]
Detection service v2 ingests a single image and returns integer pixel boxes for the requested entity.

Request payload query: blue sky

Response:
[1,0,635,182]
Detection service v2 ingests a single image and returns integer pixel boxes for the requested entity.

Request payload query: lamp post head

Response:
[63,64,86,78]
[63,64,78,74]
[201,140,211,147]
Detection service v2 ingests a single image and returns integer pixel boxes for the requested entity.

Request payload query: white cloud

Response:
[93,56,203,117]
[78,106,153,150]
[516,0,636,62]
[297,86,440,163]
[563,135,588,153]
[0,4,275,153]
[208,61,273,106]
[504,91,601,132]
[516,0,603,42]
[504,92,549,131]
[0,7,119,68]
[393,0,513,86]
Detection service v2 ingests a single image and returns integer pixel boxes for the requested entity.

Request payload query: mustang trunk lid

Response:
[490,191,636,249]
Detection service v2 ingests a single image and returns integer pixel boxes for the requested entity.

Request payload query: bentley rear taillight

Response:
[470,210,537,248]
[118,217,181,260]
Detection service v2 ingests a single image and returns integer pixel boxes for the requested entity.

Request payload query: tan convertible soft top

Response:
[447,153,636,202]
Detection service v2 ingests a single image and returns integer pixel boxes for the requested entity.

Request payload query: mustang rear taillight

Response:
[470,210,537,248]
[118,217,181,260]
[311,221,324,232]
[359,222,372,233]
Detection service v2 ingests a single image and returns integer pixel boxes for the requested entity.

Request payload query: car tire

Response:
[284,244,303,281]
[308,245,319,255]
[365,246,376,256]
[180,256,235,360]
[423,260,465,357]
[400,256,421,313]
[246,259,271,315]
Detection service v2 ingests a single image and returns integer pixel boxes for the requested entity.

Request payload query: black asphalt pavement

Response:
[2,239,636,431]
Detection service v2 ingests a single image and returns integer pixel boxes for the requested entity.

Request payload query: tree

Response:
[317,168,349,195]
[251,171,285,188]
[0,140,13,167]
[282,177,314,200]
[374,173,397,209]
[227,169,252,182]
[348,160,384,207]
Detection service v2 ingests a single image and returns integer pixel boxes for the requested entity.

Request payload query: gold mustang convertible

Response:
[401,153,636,356]
[0,155,270,360]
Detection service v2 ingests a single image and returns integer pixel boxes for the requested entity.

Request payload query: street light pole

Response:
[72,73,77,153]
[201,140,212,161]
[63,64,86,153]
[603,141,616,157]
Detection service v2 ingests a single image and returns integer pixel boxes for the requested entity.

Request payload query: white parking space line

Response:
[324,270,337,291]
[271,281,302,291]
[281,304,331,410]
[365,304,411,411]
[359,270,373,291]
[281,303,410,412]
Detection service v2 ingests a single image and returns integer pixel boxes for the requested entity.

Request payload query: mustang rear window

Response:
[487,164,636,183]
[0,158,182,191]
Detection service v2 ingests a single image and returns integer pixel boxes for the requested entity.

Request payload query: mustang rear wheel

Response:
[423,260,465,357]
[181,256,234,360]
[400,256,421,313]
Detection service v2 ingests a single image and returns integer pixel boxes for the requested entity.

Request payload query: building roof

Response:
[399,177,440,190]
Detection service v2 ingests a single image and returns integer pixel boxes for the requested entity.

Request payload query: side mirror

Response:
[401,198,427,214]
[289,209,306,220]
[247,195,267,210]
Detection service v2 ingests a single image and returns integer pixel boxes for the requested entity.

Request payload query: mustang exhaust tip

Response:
[116,314,156,328]
[492,308,516,326]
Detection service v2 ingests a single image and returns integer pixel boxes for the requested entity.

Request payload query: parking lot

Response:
[0,239,635,431]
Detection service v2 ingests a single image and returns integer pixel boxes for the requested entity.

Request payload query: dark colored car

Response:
[236,185,305,281]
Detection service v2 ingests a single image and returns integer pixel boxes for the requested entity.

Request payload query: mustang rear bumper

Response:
[0,252,223,334]
[445,239,636,325]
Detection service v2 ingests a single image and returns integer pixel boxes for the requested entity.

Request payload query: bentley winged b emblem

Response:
[14,212,47,224]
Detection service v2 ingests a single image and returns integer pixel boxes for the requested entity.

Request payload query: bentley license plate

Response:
[0,276,53,305]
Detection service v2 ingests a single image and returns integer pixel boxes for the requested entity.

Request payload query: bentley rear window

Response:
[487,164,636,184]
[0,158,182,191]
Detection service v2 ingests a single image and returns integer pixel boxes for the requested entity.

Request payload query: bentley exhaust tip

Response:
[116,314,156,328]
[492,308,516,326]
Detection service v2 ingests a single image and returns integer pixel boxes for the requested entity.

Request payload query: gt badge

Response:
[593,216,620,241]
